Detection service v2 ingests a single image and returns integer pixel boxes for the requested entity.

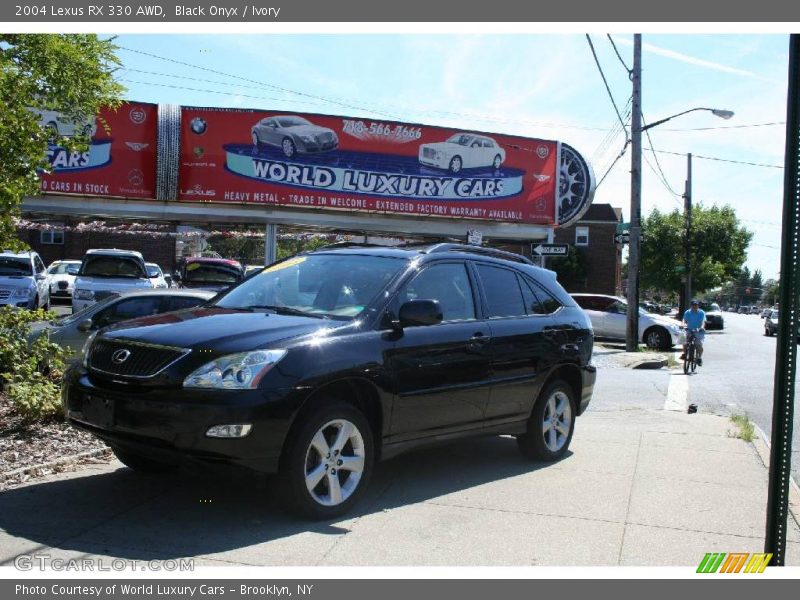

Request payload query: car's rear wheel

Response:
[644,326,671,350]
[517,379,575,461]
[279,400,374,520]
[282,137,297,159]
[112,447,177,474]
[448,155,462,173]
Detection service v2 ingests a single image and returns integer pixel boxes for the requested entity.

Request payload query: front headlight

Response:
[300,135,314,142]
[80,331,97,368]
[183,349,288,390]
[74,289,94,300]
[12,287,33,298]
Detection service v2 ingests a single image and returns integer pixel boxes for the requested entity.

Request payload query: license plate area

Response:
[81,394,115,429]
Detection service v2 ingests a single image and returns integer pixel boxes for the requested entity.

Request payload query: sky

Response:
[111,33,790,280]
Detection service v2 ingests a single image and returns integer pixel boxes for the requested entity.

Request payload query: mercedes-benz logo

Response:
[111,349,131,364]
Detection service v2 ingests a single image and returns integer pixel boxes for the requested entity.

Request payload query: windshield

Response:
[53,294,120,326]
[447,134,474,146]
[47,262,79,275]
[0,257,33,276]
[278,117,311,127]
[184,263,242,284]
[80,256,147,278]
[146,264,162,278]
[214,253,406,320]
[771,311,779,319]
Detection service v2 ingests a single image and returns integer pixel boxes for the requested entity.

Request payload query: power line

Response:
[607,34,632,76]
[641,113,683,197]
[595,139,630,188]
[585,34,630,144]
[116,78,308,105]
[643,153,683,204]
[645,147,783,169]
[660,121,785,132]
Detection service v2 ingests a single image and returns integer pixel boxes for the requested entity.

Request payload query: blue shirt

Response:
[683,308,706,330]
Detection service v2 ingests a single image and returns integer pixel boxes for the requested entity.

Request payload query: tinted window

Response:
[399,263,476,322]
[81,255,147,278]
[0,257,33,276]
[519,276,561,315]
[95,296,161,326]
[573,295,614,312]
[184,263,241,284]
[165,295,206,311]
[476,265,526,318]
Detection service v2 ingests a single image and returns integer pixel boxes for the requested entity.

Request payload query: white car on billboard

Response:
[251,115,339,158]
[33,109,97,141]
[418,133,506,173]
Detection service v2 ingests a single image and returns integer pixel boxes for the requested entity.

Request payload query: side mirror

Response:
[76,319,93,332]
[398,300,443,328]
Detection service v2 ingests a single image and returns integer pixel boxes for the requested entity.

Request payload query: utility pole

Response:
[683,153,693,312]
[626,34,642,352]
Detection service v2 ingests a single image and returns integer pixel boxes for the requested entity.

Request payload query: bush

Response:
[0,306,67,421]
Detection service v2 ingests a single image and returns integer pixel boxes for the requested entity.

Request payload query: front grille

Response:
[423,148,436,158]
[89,338,188,378]
[0,289,9,300]
[58,281,68,290]
[320,132,335,143]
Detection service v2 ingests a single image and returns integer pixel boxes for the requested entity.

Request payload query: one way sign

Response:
[532,243,569,256]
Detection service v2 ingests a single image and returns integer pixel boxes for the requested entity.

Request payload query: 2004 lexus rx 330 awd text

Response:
[63,244,596,519]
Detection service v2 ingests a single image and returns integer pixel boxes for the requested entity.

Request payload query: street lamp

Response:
[625,68,735,350]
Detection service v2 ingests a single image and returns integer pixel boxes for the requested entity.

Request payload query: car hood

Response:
[642,313,681,329]
[101,308,344,353]
[0,276,34,288]
[286,125,334,137]
[421,142,466,154]
[75,277,153,291]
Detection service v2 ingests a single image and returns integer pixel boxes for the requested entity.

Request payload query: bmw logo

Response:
[190,117,208,135]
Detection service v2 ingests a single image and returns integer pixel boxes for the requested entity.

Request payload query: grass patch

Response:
[729,414,756,442]
[666,354,680,368]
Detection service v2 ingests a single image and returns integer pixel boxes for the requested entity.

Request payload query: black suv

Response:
[63,244,596,519]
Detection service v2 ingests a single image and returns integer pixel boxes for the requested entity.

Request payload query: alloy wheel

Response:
[303,418,366,507]
[542,391,573,453]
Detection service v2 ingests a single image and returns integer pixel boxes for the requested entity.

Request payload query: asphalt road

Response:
[682,310,800,485]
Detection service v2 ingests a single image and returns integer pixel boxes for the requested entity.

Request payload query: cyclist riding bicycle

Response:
[680,299,706,366]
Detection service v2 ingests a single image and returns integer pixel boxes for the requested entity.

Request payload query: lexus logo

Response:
[111,349,131,364]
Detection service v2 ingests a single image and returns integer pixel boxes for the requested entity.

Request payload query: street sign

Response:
[616,222,631,234]
[532,243,569,256]
[614,232,629,244]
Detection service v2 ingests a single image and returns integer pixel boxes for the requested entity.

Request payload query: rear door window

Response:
[475,264,527,318]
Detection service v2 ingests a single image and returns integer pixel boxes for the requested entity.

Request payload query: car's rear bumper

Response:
[578,364,596,415]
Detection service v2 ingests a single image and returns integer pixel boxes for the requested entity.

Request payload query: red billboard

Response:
[39,101,157,199]
[178,107,564,225]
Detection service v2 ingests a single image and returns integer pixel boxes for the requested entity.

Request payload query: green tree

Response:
[640,204,752,300]
[548,246,588,291]
[0,34,124,249]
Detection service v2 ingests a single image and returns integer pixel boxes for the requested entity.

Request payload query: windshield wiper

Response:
[240,304,328,319]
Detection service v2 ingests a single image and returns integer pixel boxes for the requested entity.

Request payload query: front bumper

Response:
[62,366,299,473]
[705,315,724,329]
[0,296,35,309]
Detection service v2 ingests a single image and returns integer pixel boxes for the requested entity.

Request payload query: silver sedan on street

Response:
[28,289,214,361]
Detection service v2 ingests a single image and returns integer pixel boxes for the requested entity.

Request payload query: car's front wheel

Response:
[279,399,374,520]
[252,132,262,147]
[517,379,575,461]
[644,326,671,350]
[448,155,462,173]
[282,137,297,159]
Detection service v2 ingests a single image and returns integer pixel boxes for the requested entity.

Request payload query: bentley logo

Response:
[125,142,150,151]
[111,349,131,364]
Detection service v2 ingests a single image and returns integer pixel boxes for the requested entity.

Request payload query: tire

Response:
[683,348,690,374]
[252,132,261,147]
[493,154,502,169]
[517,379,575,461]
[112,447,177,474]
[448,155,463,173]
[282,137,297,159]
[278,399,374,520]
[644,326,670,350]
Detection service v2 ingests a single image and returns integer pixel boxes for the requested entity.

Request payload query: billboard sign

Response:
[38,102,158,199]
[178,107,591,226]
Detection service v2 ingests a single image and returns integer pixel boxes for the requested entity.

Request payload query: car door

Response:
[604,299,628,339]
[573,295,610,337]
[385,261,492,439]
[474,263,561,423]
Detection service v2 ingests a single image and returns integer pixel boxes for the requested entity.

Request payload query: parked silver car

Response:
[572,293,682,350]
[28,289,215,361]
[251,115,338,158]
[0,250,50,311]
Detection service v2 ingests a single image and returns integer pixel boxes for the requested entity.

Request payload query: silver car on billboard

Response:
[251,115,339,158]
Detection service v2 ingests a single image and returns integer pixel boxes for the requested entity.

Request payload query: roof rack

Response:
[316,242,385,250]
[423,243,535,265]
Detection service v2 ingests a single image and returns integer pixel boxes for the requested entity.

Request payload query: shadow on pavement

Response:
[0,435,558,562]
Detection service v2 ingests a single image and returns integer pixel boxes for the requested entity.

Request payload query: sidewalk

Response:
[0,365,798,567]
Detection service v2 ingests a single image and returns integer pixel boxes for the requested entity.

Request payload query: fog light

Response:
[206,424,253,438]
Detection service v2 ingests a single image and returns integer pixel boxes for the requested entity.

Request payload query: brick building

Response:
[16,219,178,272]
[551,204,623,296]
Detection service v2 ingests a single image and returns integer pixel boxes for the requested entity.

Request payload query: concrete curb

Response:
[749,422,800,530]
[0,447,112,484]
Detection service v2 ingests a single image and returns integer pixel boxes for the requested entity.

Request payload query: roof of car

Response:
[307,242,539,267]
[84,248,144,258]
[0,251,35,259]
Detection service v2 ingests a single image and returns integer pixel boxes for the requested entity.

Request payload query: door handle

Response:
[468,332,491,347]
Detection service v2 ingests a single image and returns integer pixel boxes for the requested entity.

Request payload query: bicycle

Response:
[682,327,700,374]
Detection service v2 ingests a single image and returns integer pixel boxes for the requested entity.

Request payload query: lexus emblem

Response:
[111,349,131,364]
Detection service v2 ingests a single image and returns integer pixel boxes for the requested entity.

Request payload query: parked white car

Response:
[418,133,506,173]
[572,293,682,350]
[72,249,154,313]
[251,115,338,158]
[0,251,50,311]
[145,262,169,289]
[45,259,82,302]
